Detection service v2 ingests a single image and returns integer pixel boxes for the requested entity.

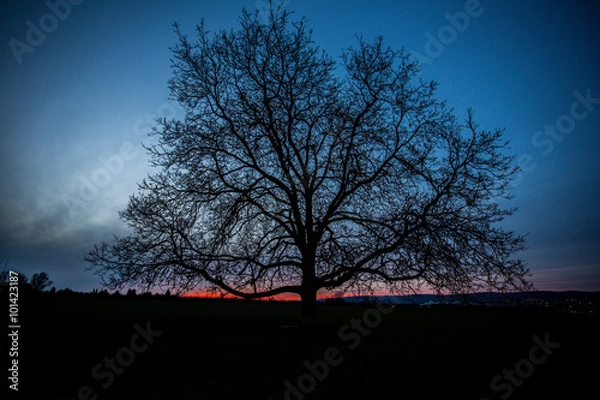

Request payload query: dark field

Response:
[5,294,598,400]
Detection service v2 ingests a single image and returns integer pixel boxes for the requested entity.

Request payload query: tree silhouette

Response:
[85,8,530,324]
[30,272,53,292]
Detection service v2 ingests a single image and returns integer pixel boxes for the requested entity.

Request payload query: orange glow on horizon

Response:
[180,291,301,301]
[180,288,433,301]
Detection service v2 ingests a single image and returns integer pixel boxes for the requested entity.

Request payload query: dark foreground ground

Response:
[2,293,598,400]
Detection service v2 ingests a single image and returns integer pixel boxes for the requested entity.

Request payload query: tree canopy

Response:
[85,7,531,323]
[30,272,53,292]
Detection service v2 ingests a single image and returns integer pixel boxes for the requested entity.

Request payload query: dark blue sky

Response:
[1,0,599,292]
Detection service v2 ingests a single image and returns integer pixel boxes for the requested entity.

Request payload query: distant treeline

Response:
[0,269,180,298]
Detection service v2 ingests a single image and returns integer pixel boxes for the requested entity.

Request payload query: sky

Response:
[0,0,599,293]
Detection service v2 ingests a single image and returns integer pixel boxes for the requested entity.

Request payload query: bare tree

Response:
[30,272,53,292]
[85,8,530,324]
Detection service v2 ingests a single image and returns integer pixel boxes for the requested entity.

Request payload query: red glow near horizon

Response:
[180,289,428,301]
[181,292,300,301]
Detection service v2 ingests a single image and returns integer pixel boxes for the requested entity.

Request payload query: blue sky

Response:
[1,0,599,292]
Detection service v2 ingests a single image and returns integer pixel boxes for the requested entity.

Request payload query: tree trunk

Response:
[300,285,318,327]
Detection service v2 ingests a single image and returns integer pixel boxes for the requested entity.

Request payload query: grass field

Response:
[5,293,598,399]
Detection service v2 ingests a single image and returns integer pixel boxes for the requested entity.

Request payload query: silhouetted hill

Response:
[324,291,599,313]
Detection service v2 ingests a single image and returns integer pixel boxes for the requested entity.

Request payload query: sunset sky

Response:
[1,0,598,293]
